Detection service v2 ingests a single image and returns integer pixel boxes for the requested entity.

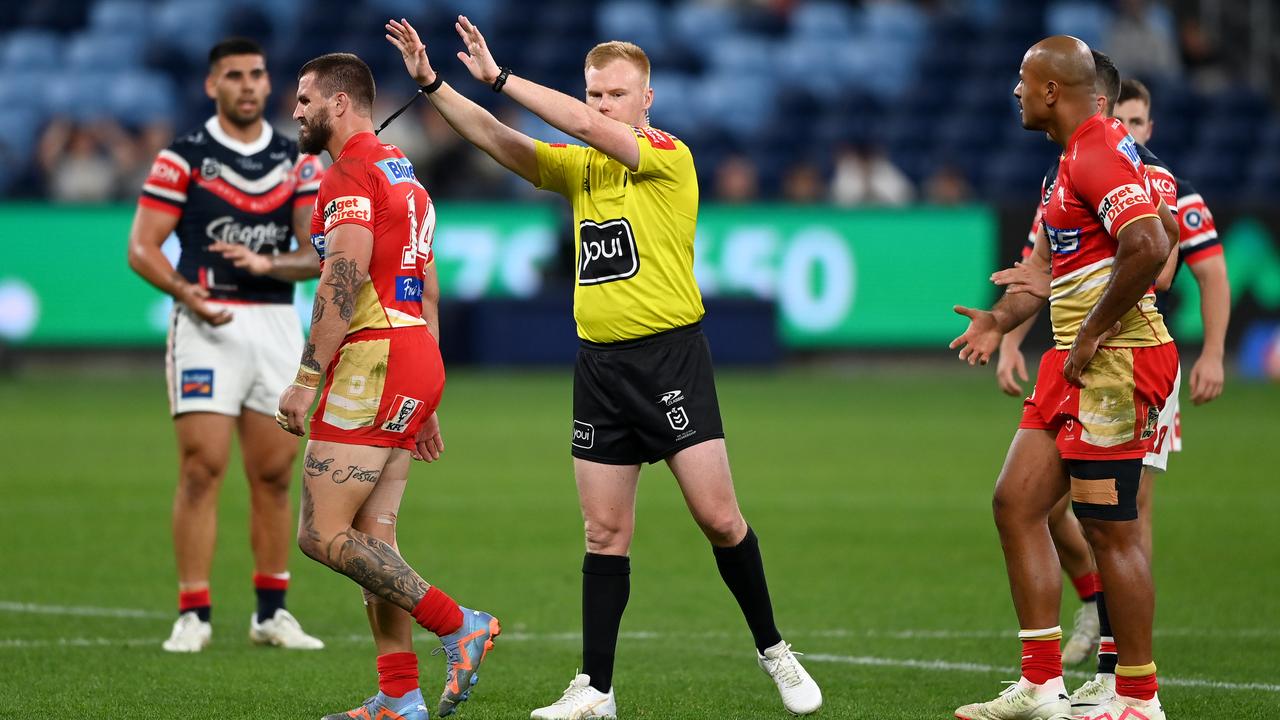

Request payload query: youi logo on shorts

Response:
[572,420,595,449]
[578,218,639,285]
[381,395,422,433]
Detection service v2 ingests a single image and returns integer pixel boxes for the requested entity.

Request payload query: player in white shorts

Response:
[127,37,326,653]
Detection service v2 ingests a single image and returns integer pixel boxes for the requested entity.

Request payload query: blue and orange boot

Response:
[321,689,430,720]
[434,608,501,717]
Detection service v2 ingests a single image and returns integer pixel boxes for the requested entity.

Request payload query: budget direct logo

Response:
[1097,184,1149,233]
[578,217,639,285]
[323,195,372,232]
[180,369,214,398]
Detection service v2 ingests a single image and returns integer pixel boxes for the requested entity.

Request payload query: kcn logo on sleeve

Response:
[1096,184,1151,234]
[323,195,372,232]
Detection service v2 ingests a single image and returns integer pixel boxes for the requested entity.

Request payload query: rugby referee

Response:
[386,16,822,719]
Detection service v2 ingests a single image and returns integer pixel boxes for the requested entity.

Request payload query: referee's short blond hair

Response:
[585,41,650,83]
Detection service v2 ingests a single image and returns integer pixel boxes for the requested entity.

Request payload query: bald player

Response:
[950,37,1176,720]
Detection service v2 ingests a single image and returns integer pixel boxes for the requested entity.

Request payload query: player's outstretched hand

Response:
[412,411,444,462]
[991,261,1050,299]
[385,18,436,86]
[209,241,272,275]
[1189,352,1225,405]
[950,305,1002,366]
[276,384,315,437]
[996,346,1029,397]
[177,282,232,326]
[455,15,500,84]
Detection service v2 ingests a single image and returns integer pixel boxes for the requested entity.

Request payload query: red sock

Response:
[1071,572,1100,602]
[252,572,289,591]
[1117,672,1159,701]
[178,588,211,613]
[1021,639,1063,685]
[377,652,420,698]
[410,587,462,636]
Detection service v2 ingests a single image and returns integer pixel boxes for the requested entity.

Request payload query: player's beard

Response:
[298,108,333,155]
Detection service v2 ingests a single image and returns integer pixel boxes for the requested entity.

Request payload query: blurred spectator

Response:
[118,120,175,198]
[830,144,915,206]
[1179,17,1230,94]
[37,118,135,202]
[1104,0,1181,81]
[923,163,974,205]
[714,154,760,203]
[780,162,825,204]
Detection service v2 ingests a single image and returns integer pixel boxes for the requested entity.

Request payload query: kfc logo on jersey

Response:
[323,195,372,232]
[380,395,422,433]
[1097,184,1151,233]
[578,218,639,285]
[395,275,424,301]
[205,216,290,252]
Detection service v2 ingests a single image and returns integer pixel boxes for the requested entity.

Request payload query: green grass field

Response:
[1,364,1277,718]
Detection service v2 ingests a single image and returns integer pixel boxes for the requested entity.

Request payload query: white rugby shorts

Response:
[1143,365,1182,472]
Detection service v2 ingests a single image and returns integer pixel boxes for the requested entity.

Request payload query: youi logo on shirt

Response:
[577,217,639,285]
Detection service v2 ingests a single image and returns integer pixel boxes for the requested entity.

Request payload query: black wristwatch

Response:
[421,74,444,95]
[492,67,511,92]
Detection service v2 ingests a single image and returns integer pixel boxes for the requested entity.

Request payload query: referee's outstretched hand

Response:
[454,15,500,85]
[950,305,1001,366]
[385,18,436,87]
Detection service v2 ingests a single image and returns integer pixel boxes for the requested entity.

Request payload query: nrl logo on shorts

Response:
[1140,405,1161,440]
[201,157,220,180]
[666,406,689,431]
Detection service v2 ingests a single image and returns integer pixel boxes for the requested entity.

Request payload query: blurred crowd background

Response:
[1,0,1276,206]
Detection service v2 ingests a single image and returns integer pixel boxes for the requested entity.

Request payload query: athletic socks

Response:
[377,651,420,698]
[582,553,630,694]
[253,571,289,623]
[178,587,211,622]
[713,526,783,653]
[1117,662,1159,701]
[410,586,463,636]
[1018,626,1064,685]
[1071,572,1100,603]
[1096,589,1118,676]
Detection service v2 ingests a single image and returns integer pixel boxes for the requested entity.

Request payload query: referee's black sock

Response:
[713,526,783,653]
[582,553,630,694]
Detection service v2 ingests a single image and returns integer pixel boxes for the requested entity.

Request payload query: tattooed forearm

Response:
[325,258,361,321]
[311,295,326,325]
[331,465,381,484]
[304,454,333,477]
[325,528,428,611]
[301,342,320,372]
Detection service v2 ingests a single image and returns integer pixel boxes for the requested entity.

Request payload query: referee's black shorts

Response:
[571,322,725,465]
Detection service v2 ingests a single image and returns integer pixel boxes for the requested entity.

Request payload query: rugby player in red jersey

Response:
[950,36,1177,720]
[276,53,498,720]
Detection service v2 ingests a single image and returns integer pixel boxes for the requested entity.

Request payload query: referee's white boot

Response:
[162,611,211,653]
[530,673,616,720]
[758,640,823,715]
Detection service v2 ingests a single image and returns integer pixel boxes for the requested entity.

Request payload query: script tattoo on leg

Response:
[325,528,428,611]
[331,465,381,484]
[304,453,333,477]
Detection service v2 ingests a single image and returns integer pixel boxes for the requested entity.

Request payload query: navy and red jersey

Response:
[1041,114,1172,349]
[139,117,324,304]
[1024,141,1176,259]
[1173,176,1221,268]
[309,131,435,336]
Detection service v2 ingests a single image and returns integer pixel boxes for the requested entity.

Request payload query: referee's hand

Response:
[385,18,436,87]
[412,411,444,462]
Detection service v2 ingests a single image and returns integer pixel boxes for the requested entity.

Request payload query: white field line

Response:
[0,601,169,619]
[1,626,1277,694]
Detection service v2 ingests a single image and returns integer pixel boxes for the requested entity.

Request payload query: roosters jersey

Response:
[1041,114,1173,349]
[139,117,323,303]
[309,132,435,336]
[1174,177,1221,266]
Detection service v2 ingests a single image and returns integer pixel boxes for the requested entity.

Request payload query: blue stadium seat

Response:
[708,35,775,78]
[1179,150,1244,196]
[0,107,42,156]
[66,32,146,72]
[671,3,736,60]
[109,71,177,126]
[864,1,926,43]
[0,71,56,117]
[89,0,150,34]
[151,0,228,62]
[1,30,61,71]
[648,71,696,135]
[1045,1,1109,49]
[597,0,665,51]
[789,1,857,40]
[776,39,848,99]
[45,74,118,122]
[693,72,775,138]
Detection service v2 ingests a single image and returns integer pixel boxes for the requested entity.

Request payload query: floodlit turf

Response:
[1,364,1277,718]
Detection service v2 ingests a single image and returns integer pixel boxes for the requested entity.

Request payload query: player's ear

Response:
[333,91,348,117]
[1044,80,1058,107]
[643,85,653,112]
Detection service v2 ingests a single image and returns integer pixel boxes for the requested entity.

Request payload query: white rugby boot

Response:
[1076,692,1165,720]
[1062,602,1101,666]
[954,678,1072,719]
[530,673,616,719]
[1069,674,1117,716]
[758,641,823,715]
[249,608,324,649]
[162,611,211,653]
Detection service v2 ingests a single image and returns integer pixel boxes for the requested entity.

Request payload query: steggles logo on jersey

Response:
[1097,184,1150,233]
[578,218,639,285]
[380,395,422,433]
[324,195,372,232]
[205,216,290,253]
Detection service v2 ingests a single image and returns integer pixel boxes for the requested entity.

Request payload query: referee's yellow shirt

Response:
[534,126,704,343]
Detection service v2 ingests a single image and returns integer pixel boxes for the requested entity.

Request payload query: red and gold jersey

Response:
[1042,114,1172,349]
[309,132,435,336]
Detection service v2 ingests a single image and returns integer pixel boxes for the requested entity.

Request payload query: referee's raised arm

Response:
[385,18,539,184]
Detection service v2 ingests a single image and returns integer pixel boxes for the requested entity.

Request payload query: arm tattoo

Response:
[326,528,428,611]
[311,295,326,325]
[331,465,381,484]
[325,258,361,321]
[304,453,333,477]
[301,342,320,372]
